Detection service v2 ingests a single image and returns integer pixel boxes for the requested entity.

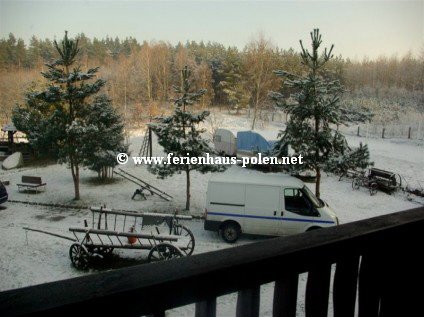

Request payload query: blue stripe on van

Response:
[207,211,335,224]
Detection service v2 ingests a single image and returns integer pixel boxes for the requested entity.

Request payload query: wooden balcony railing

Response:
[0,206,423,317]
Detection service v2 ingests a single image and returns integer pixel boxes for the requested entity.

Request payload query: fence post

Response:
[408,127,411,139]
[382,128,385,139]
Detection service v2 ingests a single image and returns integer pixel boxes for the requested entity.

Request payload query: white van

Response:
[204,172,338,243]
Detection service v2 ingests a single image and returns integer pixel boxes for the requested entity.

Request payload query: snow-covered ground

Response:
[0,112,423,316]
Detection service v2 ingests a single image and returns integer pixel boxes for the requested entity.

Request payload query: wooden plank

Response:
[273,274,299,317]
[195,298,217,317]
[68,227,179,241]
[21,176,42,184]
[305,264,331,317]
[333,255,360,317]
[0,207,423,317]
[236,286,260,317]
[90,207,191,220]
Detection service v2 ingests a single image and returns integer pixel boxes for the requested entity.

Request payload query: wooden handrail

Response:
[1,207,423,317]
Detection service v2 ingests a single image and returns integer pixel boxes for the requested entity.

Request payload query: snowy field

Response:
[0,113,423,316]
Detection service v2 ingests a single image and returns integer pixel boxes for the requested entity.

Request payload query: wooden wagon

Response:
[69,206,195,270]
[352,168,402,196]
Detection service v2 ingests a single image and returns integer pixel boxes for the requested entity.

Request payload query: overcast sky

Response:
[0,0,422,60]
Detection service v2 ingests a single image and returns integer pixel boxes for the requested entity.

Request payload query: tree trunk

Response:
[70,158,80,200]
[315,167,321,199]
[251,105,257,130]
[185,167,190,210]
[74,164,80,200]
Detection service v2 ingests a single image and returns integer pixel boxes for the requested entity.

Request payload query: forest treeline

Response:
[1,32,423,126]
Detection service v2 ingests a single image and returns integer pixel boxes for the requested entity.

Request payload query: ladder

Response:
[114,168,173,201]
[139,125,153,157]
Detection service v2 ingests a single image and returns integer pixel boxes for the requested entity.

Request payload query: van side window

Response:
[284,188,316,216]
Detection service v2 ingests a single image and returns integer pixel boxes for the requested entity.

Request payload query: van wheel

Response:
[221,223,240,243]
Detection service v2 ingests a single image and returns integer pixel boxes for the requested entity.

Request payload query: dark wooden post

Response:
[148,126,153,158]
[358,252,381,317]
[195,298,217,317]
[305,264,331,317]
[273,274,299,317]
[149,312,165,317]
[408,127,411,139]
[357,126,360,137]
[7,130,15,154]
[382,128,385,139]
[333,255,360,317]
[236,286,260,317]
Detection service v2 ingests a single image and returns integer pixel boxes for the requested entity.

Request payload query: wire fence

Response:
[339,122,424,141]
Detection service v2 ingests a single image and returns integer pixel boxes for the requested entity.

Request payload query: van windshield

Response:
[302,186,324,208]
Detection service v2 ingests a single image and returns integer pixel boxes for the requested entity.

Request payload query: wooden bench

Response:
[17,176,46,193]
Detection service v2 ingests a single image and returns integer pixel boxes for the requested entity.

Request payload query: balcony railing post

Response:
[273,274,299,317]
[236,286,260,317]
[305,263,332,317]
[377,228,422,317]
[333,255,360,317]
[148,311,165,317]
[195,298,217,317]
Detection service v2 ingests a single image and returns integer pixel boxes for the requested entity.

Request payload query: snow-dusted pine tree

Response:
[80,95,128,180]
[13,31,122,199]
[269,29,372,198]
[149,66,226,210]
[219,48,250,114]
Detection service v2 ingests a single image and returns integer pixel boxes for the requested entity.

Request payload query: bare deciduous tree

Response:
[243,33,279,130]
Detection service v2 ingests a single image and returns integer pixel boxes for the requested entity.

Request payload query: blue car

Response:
[0,181,8,204]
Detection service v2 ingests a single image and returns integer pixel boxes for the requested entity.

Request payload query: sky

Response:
[0,0,423,60]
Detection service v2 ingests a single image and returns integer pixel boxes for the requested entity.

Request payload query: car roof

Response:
[209,171,304,188]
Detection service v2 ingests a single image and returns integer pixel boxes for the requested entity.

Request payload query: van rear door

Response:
[244,184,280,236]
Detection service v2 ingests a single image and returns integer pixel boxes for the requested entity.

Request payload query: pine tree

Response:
[12,31,110,200]
[149,66,226,210]
[80,95,128,180]
[269,29,372,198]
[219,48,250,114]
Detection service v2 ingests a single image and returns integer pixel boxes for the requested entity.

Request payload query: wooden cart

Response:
[68,206,195,270]
[352,168,402,196]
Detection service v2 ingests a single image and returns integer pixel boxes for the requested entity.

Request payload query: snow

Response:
[0,112,423,316]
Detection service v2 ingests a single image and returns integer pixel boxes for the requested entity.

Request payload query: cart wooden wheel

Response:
[69,243,90,270]
[173,224,195,256]
[369,182,378,196]
[147,243,183,262]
